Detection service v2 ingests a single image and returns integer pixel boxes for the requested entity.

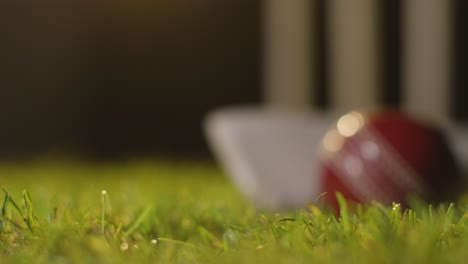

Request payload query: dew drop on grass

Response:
[223,229,238,251]
[120,242,129,252]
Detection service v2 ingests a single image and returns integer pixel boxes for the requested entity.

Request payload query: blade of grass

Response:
[113,223,123,242]
[1,189,28,230]
[336,192,351,233]
[101,190,107,234]
[3,189,23,219]
[23,190,35,230]
[123,206,152,237]
[2,191,10,217]
[198,226,222,247]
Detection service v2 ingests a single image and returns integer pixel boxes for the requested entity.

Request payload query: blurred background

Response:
[0,0,466,160]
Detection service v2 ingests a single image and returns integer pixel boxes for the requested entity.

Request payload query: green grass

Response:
[0,160,466,263]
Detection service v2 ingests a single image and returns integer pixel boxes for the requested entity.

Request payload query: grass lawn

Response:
[0,160,466,263]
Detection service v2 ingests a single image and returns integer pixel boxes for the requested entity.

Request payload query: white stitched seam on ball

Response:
[359,128,427,195]
[324,137,392,204]
[342,134,393,203]
[320,123,428,203]
[351,131,402,201]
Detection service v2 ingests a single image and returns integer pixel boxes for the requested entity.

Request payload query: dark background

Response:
[0,0,466,159]
[0,1,262,159]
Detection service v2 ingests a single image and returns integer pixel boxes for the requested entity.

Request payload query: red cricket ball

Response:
[319,109,460,210]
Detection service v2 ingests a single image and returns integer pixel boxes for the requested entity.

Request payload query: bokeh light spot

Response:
[337,112,365,137]
[323,129,345,152]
